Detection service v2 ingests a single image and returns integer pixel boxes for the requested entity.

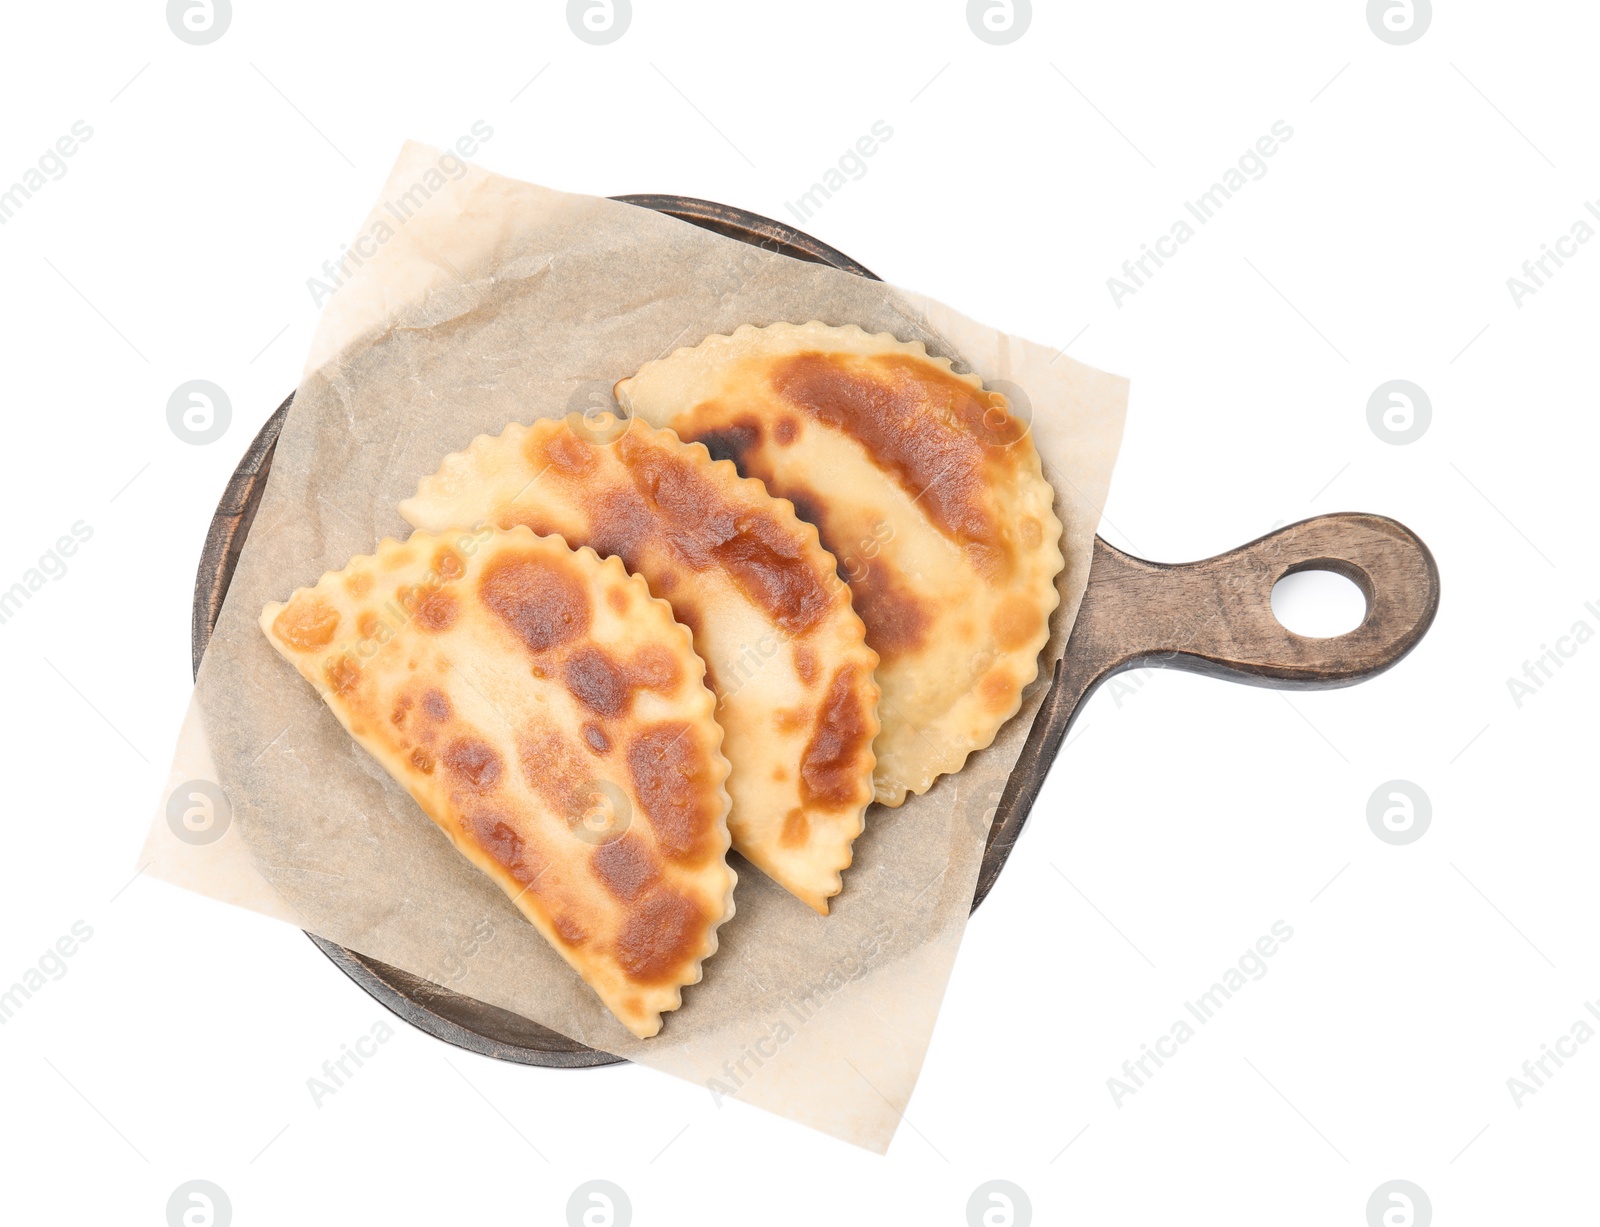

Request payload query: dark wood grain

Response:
[610,195,881,279]
[190,394,292,680]
[191,195,1439,1068]
[971,515,1439,908]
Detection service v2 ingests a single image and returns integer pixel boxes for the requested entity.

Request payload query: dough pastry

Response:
[400,415,880,914]
[616,321,1064,806]
[260,526,735,1038]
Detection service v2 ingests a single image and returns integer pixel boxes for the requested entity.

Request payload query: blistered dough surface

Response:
[401,416,880,913]
[260,526,735,1037]
[618,322,1064,805]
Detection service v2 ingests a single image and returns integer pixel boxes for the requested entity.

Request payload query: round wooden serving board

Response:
[192,196,1441,1068]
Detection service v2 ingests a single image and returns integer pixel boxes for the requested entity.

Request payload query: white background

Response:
[0,2,1594,1224]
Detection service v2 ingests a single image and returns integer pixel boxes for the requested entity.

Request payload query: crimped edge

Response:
[874,434,1065,807]
[259,524,737,1040]
[661,423,882,913]
[615,320,1067,808]
[615,319,988,404]
[400,413,883,914]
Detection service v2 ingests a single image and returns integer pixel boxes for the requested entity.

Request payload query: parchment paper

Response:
[143,144,1128,1152]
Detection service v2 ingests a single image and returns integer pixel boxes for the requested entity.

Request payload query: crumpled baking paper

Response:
[142,144,1127,1152]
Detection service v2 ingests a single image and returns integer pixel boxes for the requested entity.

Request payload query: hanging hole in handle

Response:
[1270,564,1370,638]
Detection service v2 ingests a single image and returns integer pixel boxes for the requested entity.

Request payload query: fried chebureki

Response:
[400,415,881,914]
[616,321,1064,806]
[260,526,735,1038]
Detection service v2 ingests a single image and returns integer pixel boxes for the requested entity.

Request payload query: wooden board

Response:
[192,196,1441,1067]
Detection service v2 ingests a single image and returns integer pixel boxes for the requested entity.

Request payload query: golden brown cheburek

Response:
[400,415,880,914]
[617,322,1065,806]
[259,526,735,1038]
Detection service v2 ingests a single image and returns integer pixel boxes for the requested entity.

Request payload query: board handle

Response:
[1066,511,1441,693]
[971,513,1439,910]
